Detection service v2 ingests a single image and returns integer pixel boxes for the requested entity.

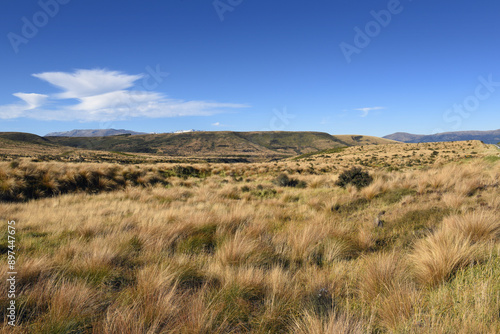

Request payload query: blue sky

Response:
[1,0,500,137]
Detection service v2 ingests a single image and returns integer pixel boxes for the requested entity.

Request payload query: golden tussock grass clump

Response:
[441,210,500,243]
[441,192,467,209]
[453,177,484,197]
[43,280,102,323]
[426,169,452,190]
[216,232,262,266]
[409,227,483,286]
[12,278,104,333]
[292,311,365,334]
[308,175,333,189]
[281,224,327,264]
[357,252,406,304]
[100,284,179,334]
[376,282,421,332]
[98,264,181,333]
[321,238,356,263]
[359,177,388,200]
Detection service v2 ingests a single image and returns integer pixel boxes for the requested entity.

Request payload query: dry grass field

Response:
[0,140,499,333]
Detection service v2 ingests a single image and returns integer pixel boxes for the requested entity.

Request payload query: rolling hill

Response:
[0,132,55,146]
[0,132,72,158]
[0,131,397,162]
[335,134,399,146]
[45,131,396,160]
[384,129,500,144]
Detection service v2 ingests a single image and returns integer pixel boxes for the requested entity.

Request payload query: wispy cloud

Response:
[33,69,142,99]
[12,93,49,110]
[0,69,249,122]
[354,106,385,117]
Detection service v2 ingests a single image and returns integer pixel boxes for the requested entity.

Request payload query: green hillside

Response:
[0,132,54,146]
[0,131,397,162]
[46,131,388,159]
[234,131,350,154]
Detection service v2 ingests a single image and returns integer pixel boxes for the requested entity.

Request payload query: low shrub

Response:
[335,167,373,189]
[172,165,202,179]
[274,173,307,188]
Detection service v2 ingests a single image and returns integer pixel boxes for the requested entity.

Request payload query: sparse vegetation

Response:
[0,162,170,201]
[0,140,499,333]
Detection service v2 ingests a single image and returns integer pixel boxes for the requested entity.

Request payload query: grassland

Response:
[0,140,499,333]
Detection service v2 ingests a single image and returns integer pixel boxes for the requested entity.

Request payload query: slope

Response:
[46,131,386,159]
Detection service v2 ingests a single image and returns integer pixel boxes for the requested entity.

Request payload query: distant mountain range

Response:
[45,128,500,145]
[384,129,500,144]
[46,129,148,137]
[45,129,204,137]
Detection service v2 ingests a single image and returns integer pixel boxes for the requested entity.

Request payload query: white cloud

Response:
[0,93,49,119]
[354,106,385,117]
[0,69,249,121]
[0,104,26,119]
[71,90,163,111]
[33,69,142,99]
[211,121,229,127]
[12,93,49,110]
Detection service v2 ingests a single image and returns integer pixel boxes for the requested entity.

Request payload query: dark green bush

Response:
[274,173,307,188]
[9,160,20,169]
[335,167,372,189]
[171,165,206,179]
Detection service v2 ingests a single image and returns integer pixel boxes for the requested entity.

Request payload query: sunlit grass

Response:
[0,141,499,333]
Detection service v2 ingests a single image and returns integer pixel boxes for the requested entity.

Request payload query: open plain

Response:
[0,135,499,333]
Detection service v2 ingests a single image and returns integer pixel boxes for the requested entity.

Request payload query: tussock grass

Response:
[410,228,483,286]
[1,142,499,332]
[376,282,421,332]
[292,311,365,334]
[0,162,171,201]
[358,252,405,304]
[442,210,500,243]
